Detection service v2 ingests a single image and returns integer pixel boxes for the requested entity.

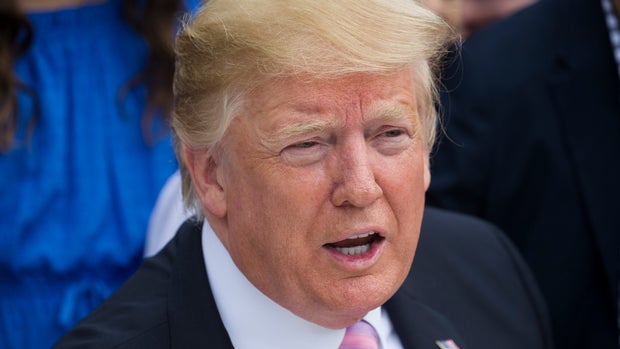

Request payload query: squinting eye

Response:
[372,127,412,156]
[281,140,327,167]
[293,141,318,148]
[383,129,404,137]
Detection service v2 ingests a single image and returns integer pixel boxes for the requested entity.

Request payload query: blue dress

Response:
[0,1,197,347]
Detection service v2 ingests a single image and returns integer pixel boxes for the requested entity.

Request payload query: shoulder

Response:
[421,205,494,233]
[416,207,536,287]
[407,207,553,348]
[419,206,516,255]
[416,207,526,273]
[52,259,172,348]
[53,220,202,349]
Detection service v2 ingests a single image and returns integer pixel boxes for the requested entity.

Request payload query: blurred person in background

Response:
[421,0,535,37]
[0,0,198,348]
[422,0,463,31]
[428,0,620,347]
[460,0,535,37]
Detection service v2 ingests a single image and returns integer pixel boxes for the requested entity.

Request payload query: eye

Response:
[281,139,327,167]
[292,140,318,149]
[382,129,405,138]
[372,127,412,155]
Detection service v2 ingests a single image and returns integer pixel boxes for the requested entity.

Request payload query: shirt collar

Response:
[201,220,391,348]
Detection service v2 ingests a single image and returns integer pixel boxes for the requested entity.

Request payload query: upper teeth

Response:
[347,231,376,240]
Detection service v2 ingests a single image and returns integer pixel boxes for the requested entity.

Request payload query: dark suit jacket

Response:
[427,0,620,347]
[53,207,552,348]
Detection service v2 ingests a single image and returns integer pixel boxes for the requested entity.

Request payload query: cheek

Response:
[381,149,428,194]
[256,163,329,218]
[223,165,324,255]
[384,162,425,282]
[381,151,428,236]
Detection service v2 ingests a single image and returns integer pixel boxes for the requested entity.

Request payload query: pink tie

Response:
[338,320,380,349]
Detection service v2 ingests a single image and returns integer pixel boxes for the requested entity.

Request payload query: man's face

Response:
[206,68,429,328]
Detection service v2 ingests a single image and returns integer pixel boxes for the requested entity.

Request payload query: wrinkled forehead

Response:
[244,68,418,121]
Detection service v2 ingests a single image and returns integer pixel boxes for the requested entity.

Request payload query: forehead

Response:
[246,69,418,125]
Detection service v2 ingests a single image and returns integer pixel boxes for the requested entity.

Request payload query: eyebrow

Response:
[364,102,418,126]
[275,118,336,139]
[261,101,418,149]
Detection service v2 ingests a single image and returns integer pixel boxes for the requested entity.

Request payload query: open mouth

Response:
[324,231,384,256]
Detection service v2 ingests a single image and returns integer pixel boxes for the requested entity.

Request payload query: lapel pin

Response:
[435,339,461,349]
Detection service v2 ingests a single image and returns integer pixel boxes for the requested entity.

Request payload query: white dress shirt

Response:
[202,220,404,349]
[144,171,187,257]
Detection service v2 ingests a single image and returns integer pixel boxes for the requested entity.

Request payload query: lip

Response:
[327,227,387,244]
[322,229,386,270]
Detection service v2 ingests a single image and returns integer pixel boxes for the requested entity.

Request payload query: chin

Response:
[337,274,400,310]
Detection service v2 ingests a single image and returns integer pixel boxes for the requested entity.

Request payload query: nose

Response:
[330,141,383,208]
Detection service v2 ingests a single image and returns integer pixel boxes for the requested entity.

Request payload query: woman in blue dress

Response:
[0,0,198,347]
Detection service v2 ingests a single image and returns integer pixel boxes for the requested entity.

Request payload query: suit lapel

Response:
[547,0,620,300]
[385,284,469,349]
[167,220,234,349]
[163,220,473,348]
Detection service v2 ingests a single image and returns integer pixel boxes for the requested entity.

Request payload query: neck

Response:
[19,0,106,12]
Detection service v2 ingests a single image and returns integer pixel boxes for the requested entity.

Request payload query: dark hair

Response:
[0,1,33,150]
[0,0,185,151]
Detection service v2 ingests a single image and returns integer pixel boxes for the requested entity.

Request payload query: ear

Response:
[183,145,227,217]
[423,152,431,191]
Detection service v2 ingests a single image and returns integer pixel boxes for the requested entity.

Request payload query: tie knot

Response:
[339,320,380,349]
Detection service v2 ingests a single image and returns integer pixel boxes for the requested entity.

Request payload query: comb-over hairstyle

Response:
[173,0,456,216]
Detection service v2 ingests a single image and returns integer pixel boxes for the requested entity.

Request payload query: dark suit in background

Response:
[428,0,620,347]
[53,207,553,349]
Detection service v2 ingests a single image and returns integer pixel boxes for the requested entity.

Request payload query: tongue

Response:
[329,235,374,248]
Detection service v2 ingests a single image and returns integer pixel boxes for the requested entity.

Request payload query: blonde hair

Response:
[173,0,456,215]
